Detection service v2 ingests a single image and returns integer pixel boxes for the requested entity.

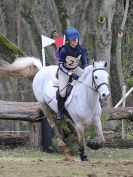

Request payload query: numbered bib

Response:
[64,55,81,69]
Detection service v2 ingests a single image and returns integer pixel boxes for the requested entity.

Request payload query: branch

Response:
[0,33,25,56]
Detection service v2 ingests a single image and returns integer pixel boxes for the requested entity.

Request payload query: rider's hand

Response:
[71,73,79,80]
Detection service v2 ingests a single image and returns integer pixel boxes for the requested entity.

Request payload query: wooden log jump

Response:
[0,100,41,121]
[0,100,43,150]
[0,100,133,121]
[0,100,133,150]
[103,107,133,121]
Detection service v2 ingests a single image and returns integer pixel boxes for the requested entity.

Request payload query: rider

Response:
[56,27,88,120]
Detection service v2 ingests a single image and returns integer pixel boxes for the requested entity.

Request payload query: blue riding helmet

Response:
[65,27,80,41]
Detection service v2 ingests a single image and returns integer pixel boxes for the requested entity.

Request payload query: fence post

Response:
[122,86,126,139]
[29,121,42,150]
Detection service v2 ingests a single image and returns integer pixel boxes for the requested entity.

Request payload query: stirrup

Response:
[56,112,64,120]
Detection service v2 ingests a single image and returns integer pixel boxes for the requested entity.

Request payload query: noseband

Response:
[92,68,108,92]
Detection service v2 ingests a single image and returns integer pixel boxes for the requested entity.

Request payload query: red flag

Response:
[53,36,65,47]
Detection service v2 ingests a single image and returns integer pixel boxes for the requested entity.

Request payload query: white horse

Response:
[0,57,110,161]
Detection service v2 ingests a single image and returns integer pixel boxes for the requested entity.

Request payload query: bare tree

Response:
[96,0,116,70]
[116,0,129,90]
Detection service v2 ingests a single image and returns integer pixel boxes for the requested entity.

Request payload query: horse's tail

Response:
[0,56,43,78]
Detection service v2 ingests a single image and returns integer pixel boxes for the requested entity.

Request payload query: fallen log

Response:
[0,100,133,150]
[0,100,43,150]
[104,131,133,148]
[0,100,133,121]
[0,100,42,121]
[102,107,133,121]
[0,135,29,148]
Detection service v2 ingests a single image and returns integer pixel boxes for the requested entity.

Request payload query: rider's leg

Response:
[56,70,69,120]
[56,94,66,120]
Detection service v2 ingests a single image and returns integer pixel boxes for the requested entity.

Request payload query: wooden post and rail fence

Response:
[114,86,133,139]
[0,87,133,149]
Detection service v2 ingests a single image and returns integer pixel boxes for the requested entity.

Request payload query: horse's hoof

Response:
[64,156,71,161]
[81,155,89,161]
[86,140,101,150]
[57,138,65,147]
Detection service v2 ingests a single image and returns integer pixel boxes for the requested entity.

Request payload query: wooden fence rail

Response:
[1,100,133,121]
[0,100,133,149]
[0,100,43,150]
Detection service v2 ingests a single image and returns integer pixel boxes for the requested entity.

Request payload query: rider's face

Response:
[70,38,79,48]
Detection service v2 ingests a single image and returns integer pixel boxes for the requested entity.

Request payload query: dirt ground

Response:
[0,149,133,177]
[0,157,133,177]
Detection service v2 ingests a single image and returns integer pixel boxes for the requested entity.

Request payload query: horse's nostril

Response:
[102,93,106,97]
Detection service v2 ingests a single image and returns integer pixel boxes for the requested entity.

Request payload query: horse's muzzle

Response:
[101,92,110,99]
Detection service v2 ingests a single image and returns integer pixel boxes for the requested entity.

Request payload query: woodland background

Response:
[0,0,133,106]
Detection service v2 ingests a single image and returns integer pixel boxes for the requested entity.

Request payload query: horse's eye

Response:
[95,76,98,79]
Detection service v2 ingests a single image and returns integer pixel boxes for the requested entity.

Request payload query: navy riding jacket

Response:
[59,43,88,75]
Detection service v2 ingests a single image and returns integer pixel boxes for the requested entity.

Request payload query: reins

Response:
[47,67,108,104]
[78,68,108,92]
[47,81,71,105]
[78,80,97,92]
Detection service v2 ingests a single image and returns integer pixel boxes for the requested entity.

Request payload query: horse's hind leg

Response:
[75,124,88,161]
[40,102,69,160]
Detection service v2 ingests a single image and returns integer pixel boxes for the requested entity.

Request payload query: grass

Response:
[0,147,133,160]
[88,148,133,160]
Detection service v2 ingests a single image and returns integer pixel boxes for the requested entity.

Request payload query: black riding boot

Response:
[56,94,65,120]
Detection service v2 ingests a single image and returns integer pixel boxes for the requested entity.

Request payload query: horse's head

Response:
[92,61,110,100]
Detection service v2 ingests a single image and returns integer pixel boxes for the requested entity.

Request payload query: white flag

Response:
[41,35,55,48]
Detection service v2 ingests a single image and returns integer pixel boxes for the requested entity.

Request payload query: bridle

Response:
[78,68,108,92]
[92,68,108,92]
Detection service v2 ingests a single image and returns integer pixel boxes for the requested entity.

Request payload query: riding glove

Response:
[71,73,79,80]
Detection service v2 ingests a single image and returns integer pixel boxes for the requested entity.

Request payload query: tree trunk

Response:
[96,0,116,67]
[116,0,129,90]
[96,0,116,107]
[54,0,70,31]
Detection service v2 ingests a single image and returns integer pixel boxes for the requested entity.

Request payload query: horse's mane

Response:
[79,61,107,81]
[79,65,93,81]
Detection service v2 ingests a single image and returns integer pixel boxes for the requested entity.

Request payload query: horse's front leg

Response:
[75,124,88,161]
[94,116,105,146]
[87,116,105,150]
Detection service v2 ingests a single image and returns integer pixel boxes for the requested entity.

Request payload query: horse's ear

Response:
[104,62,107,68]
[93,59,95,66]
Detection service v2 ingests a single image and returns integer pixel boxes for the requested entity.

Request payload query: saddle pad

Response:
[44,80,73,107]
[44,80,57,103]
